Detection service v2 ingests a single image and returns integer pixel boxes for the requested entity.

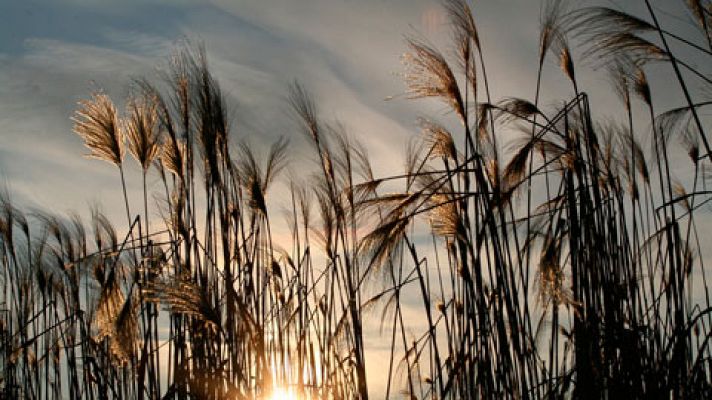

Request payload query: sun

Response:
[269,387,298,400]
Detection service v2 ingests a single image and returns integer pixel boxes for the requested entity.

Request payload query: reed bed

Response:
[1,0,712,398]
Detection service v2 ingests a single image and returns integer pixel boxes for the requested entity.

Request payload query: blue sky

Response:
[0,0,566,219]
[1,0,436,216]
[1,0,696,221]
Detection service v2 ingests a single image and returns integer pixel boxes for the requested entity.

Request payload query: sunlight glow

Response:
[269,387,298,400]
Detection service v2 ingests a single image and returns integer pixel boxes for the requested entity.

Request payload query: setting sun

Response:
[269,387,297,400]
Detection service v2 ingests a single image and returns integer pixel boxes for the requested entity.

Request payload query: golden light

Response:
[269,387,297,400]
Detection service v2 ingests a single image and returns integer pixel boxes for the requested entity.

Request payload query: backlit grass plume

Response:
[72,92,124,166]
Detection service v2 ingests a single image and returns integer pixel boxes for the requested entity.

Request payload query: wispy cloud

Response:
[0,0,446,220]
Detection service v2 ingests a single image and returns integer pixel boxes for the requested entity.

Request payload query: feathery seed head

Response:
[420,119,457,160]
[125,95,161,171]
[72,92,124,166]
[403,38,466,122]
[633,67,651,106]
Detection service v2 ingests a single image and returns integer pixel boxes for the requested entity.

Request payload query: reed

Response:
[1,0,711,398]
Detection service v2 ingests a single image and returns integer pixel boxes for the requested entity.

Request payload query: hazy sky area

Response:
[0,0,708,396]
[0,0,695,220]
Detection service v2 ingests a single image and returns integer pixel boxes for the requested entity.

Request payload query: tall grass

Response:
[2,0,712,398]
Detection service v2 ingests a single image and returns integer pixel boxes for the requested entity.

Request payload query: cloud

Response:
[0,34,174,217]
[0,0,552,221]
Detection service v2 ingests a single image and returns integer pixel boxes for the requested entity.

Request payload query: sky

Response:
[0,0,695,216]
[0,0,436,216]
[1,0,698,215]
[0,0,709,396]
